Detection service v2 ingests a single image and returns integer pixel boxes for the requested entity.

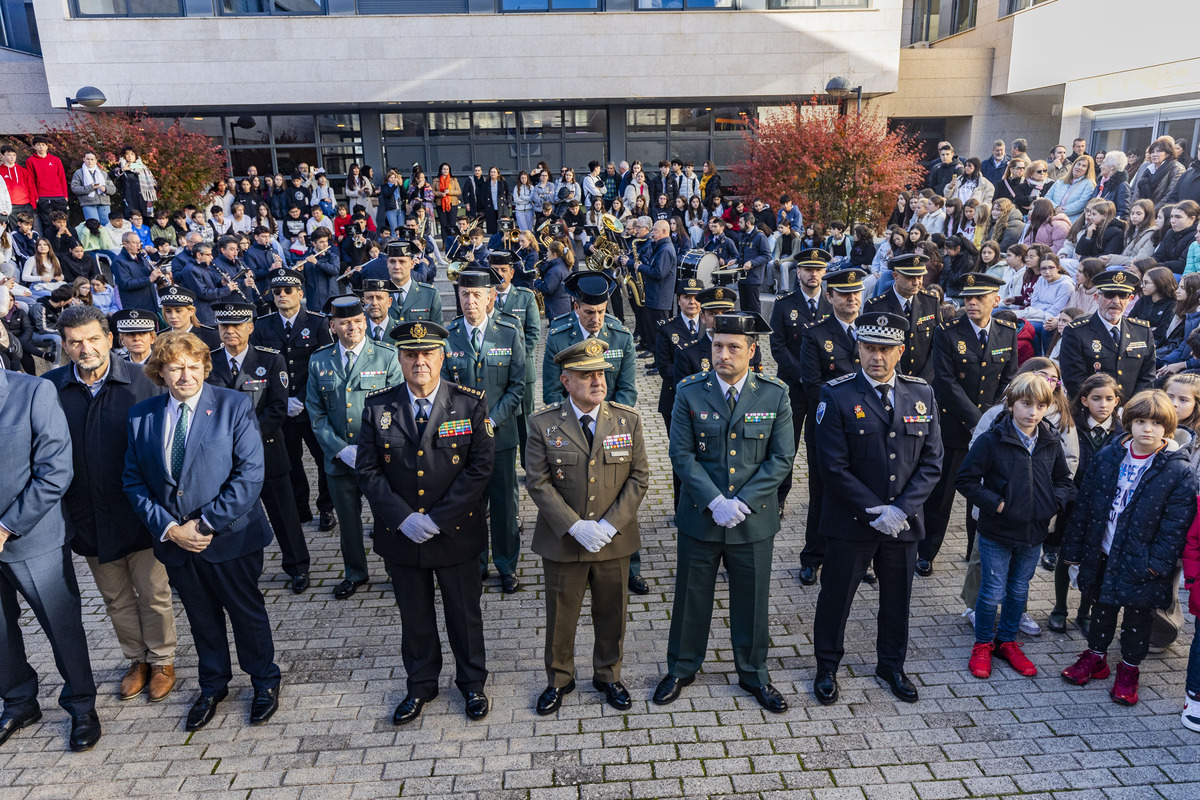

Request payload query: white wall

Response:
[0,50,70,133]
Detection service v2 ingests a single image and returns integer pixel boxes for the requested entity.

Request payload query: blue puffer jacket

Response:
[1061,437,1197,608]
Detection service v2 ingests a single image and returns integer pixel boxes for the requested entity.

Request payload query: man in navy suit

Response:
[0,369,99,752]
[123,331,281,731]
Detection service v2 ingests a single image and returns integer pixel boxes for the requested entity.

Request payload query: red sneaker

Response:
[969,642,993,678]
[995,640,1038,676]
[1111,662,1140,706]
[1061,650,1110,685]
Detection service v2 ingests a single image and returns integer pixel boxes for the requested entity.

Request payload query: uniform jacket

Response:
[738,230,771,284]
[0,372,74,564]
[251,308,332,402]
[673,333,764,387]
[705,234,739,266]
[385,280,443,325]
[357,382,494,568]
[815,371,943,543]
[639,238,678,311]
[112,249,160,314]
[207,346,290,478]
[442,316,526,451]
[47,357,162,562]
[301,246,342,313]
[123,385,270,567]
[799,315,860,404]
[1062,438,1197,609]
[535,258,572,319]
[769,289,831,386]
[863,288,943,381]
[1058,312,1155,401]
[164,323,220,351]
[930,315,1019,449]
[526,400,648,562]
[669,371,795,543]
[497,286,541,414]
[305,339,405,475]
[175,261,234,326]
[655,314,705,415]
[542,314,637,407]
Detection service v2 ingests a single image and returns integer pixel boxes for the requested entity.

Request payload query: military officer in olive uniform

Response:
[920,273,1018,575]
[1058,268,1155,401]
[769,248,832,512]
[796,267,867,586]
[811,313,943,706]
[526,339,649,715]
[306,295,405,598]
[442,267,527,593]
[491,251,542,469]
[250,268,336,531]
[656,312,795,713]
[207,302,311,594]
[356,321,495,726]
[159,285,222,350]
[542,272,637,408]
[654,277,706,433]
[673,287,764,384]
[862,253,943,381]
[384,240,443,326]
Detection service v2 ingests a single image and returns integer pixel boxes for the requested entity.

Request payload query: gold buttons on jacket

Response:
[417,470,424,477]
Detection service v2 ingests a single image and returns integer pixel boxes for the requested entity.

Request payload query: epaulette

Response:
[365,386,394,399]
[313,342,337,353]
[1067,317,1090,328]
[491,317,519,331]
[455,384,485,398]
[209,345,222,353]
[255,312,273,321]
[678,373,707,387]
[919,287,940,297]
[802,320,821,330]
[415,280,436,290]
[605,316,630,333]
[755,374,787,389]
[447,316,464,329]
[254,345,280,354]
[549,320,574,335]
[535,402,563,414]
[897,373,928,384]
[993,318,1017,330]
[367,340,396,351]
[308,311,329,318]
[609,401,639,415]
[549,311,573,324]
[827,373,856,386]
[1127,317,1150,327]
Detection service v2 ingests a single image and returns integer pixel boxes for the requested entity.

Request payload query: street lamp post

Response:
[65,86,107,112]
[824,77,862,116]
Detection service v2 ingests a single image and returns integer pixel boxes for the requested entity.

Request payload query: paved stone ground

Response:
[3,321,1199,800]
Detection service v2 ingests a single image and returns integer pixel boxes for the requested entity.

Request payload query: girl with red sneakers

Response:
[1060,390,1198,705]
[956,373,1077,679]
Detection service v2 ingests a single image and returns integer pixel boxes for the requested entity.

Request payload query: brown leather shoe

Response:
[148,664,177,702]
[119,662,150,701]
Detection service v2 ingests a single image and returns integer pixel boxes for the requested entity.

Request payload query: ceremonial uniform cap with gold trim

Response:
[1093,268,1138,295]
[824,267,867,293]
[953,272,1006,297]
[888,253,929,276]
[697,285,737,310]
[797,248,833,268]
[553,338,614,371]
[389,320,450,350]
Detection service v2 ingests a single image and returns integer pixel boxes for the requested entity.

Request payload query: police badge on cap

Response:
[212,302,256,325]
[269,268,303,288]
[159,285,196,307]
[856,312,910,346]
[112,308,157,334]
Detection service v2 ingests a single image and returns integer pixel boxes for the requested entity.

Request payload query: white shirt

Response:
[367,320,390,341]
[74,362,108,397]
[278,309,300,329]
[969,319,992,340]
[224,345,248,374]
[465,319,487,351]
[892,285,915,312]
[837,317,856,339]
[864,371,898,409]
[569,398,600,439]
[1104,443,1155,554]
[394,278,413,304]
[407,380,441,420]
[680,313,701,335]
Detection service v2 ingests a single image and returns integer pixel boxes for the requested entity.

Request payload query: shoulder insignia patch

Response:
[1126,317,1150,327]
[455,384,485,397]
[1068,317,1090,328]
[254,345,280,354]
[313,342,336,353]
[758,374,787,388]
[897,373,928,384]
[828,373,856,386]
[993,318,1017,329]
[678,373,704,387]
[815,402,826,424]
[366,386,393,398]
[609,401,639,415]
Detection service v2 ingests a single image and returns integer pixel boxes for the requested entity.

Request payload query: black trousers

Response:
[738,280,762,315]
[778,386,807,507]
[282,413,332,517]
[800,407,826,569]
[813,537,917,673]
[386,557,488,698]
[645,307,671,350]
[36,197,69,234]
[261,471,310,577]
[167,549,280,696]
[1088,603,1153,666]
[918,446,968,563]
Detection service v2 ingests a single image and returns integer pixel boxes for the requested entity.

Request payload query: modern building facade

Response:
[2,0,1195,183]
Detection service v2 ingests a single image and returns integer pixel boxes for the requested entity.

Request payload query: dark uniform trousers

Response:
[283,414,333,520]
[484,448,520,575]
[543,555,631,687]
[918,446,969,564]
[261,470,308,576]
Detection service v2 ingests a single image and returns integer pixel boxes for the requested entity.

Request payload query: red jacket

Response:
[1182,496,1200,617]
[1016,319,1036,365]
[25,153,68,198]
[0,163,38,206]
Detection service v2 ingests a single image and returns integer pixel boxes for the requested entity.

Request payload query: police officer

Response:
[769,248,832,512]
[206,301,311,594]
[1058,267,1154,401]
[796,267,866,586]
[362,278,398,343]
[443,268,527,593]
[655,312,795,713]
[543,272,637,408]
[305,295,405,598]
[250,267,335,532]
[111,308,158,365]
[920,273,1018,575]
[159,285,221,350]
[674,287,764,383]
[383,240,443,326]
[863,253,943,381]
[654,278,706,433]
[811,313,943,706]
[492,251,542,469]
[356,321,495,726]
[526,339,650,715]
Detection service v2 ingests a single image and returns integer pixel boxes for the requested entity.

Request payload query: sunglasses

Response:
[1100,290,1128,299]
[272,287,298,295]
[1032,169,1047,174]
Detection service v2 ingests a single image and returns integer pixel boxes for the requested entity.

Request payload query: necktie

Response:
[876,384,894,422]
[809,298,817,316]
[726,386,738,412]
[372,325,383,342]
[903,300,912,316]
[498,293,507,308]
[170,403,190,481]
[688,319,696,336]
[230,356,239,378]
[978,329,988,350]
[580,414,594,449]
[399,289,407,307]
[1110,325,1121,346]
[471,327,482,356]
[415,398,430,435]
[284,320,292,336]
[848,324,856,341]
[344,349,356,373]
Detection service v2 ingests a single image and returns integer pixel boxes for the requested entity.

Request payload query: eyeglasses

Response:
[1040,375,1062,387]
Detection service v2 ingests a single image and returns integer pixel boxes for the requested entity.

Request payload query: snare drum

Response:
[711,268,741,287]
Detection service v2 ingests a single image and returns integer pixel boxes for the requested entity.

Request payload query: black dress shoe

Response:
[185,690,228,731]
[875,666,919,703]
[298,511,314,525]
[317,511,337,532]
[333,578,367,599]
[798,565,818,586]
[914,558,933,577]
[392,693,432,725]
[68,711,101,752]
[464,691,490,720]
[500,573,522,594]
[0,708,41,747]
[249,687,280,725]
[861,569,877,585]
[628,575,649,595]
[593,679,632,710]
[652,674,694,705]
[292,573,310,594]
[1040,551,1058,571]
[813,669,839,706]
[739,681,788,714]
[536,680,575,715]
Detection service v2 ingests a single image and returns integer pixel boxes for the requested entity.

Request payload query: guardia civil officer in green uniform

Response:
[362,278,399,343]
[442,267,527,593]
[305,295,405,598]
[542,272,637,408]
[862,253,943,381]
[490,251,541,469]
[655,312,796,713]
[383,240,443,325]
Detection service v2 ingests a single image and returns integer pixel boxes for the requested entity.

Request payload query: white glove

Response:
[708,496,746,528]
[569,520,611,553]
[400,513,436,543]
[287,398,304,417]
[734,499,752,517]
[865,505,910,538]
[414,513,440,537]
[337,445,357,468]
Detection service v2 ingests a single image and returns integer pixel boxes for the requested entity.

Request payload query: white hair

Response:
[1103,150,1128,172]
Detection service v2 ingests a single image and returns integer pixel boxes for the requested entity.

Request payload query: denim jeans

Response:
[974,535,1042,643]
[81,204,110,225]
[385,209,404,233]
[1188,618,1200,696]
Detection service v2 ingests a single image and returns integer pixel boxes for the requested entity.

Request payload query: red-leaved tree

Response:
[28,111,228,213]
[732,102,926,231]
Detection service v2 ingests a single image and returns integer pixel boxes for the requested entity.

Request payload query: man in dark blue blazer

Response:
[111,230,164,314]
[123,330,281,731]
[0,369,99,752]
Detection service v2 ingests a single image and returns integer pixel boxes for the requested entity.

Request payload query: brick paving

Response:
[2,315,1197,800]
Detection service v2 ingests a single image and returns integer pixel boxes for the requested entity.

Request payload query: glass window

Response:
[1090,127,1153,159]
[382,113,427,137]
[178,117,226,141]
[520,110,561,137]
[768,0,870,5]
[627,109,668,136]
[627,140,667,168]
[385,145,429,176]
[319,146,364,178]
[713,106,753,134]
[428,112,471,137]
[74,0,182,14]
[428,144,473,176]
[1160,119,1199,150]
[275,145,320,178]
[637,0,739,9]
[514,142,559,174]
[950,0,976,34]
[229,149,275,178]
[473,111,517,138]
[564,142,607,173]
[667,139,710,168]
[473,144,520,177]
[497,0,598,10]
[225,115,269,144]
[318,114,361,143]
[1005,0,1049,14]
[564,109,606,137]
[712,138,747,170]
[221,0,323,13]
[272,116,317,144]
[910,0,938,42]
[670,108,708,134]
[127,0,182,11]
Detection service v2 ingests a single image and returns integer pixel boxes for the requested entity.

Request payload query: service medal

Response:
[452,455,460,464]
[554,437,563,447]
[790,309,798,321]
[300,328,310,338]
[701,358,710,371]
[671,333,679,344]
[854,405,865,419]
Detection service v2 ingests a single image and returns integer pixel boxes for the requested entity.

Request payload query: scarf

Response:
[122,158,158,203]
[438,175,452,213]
